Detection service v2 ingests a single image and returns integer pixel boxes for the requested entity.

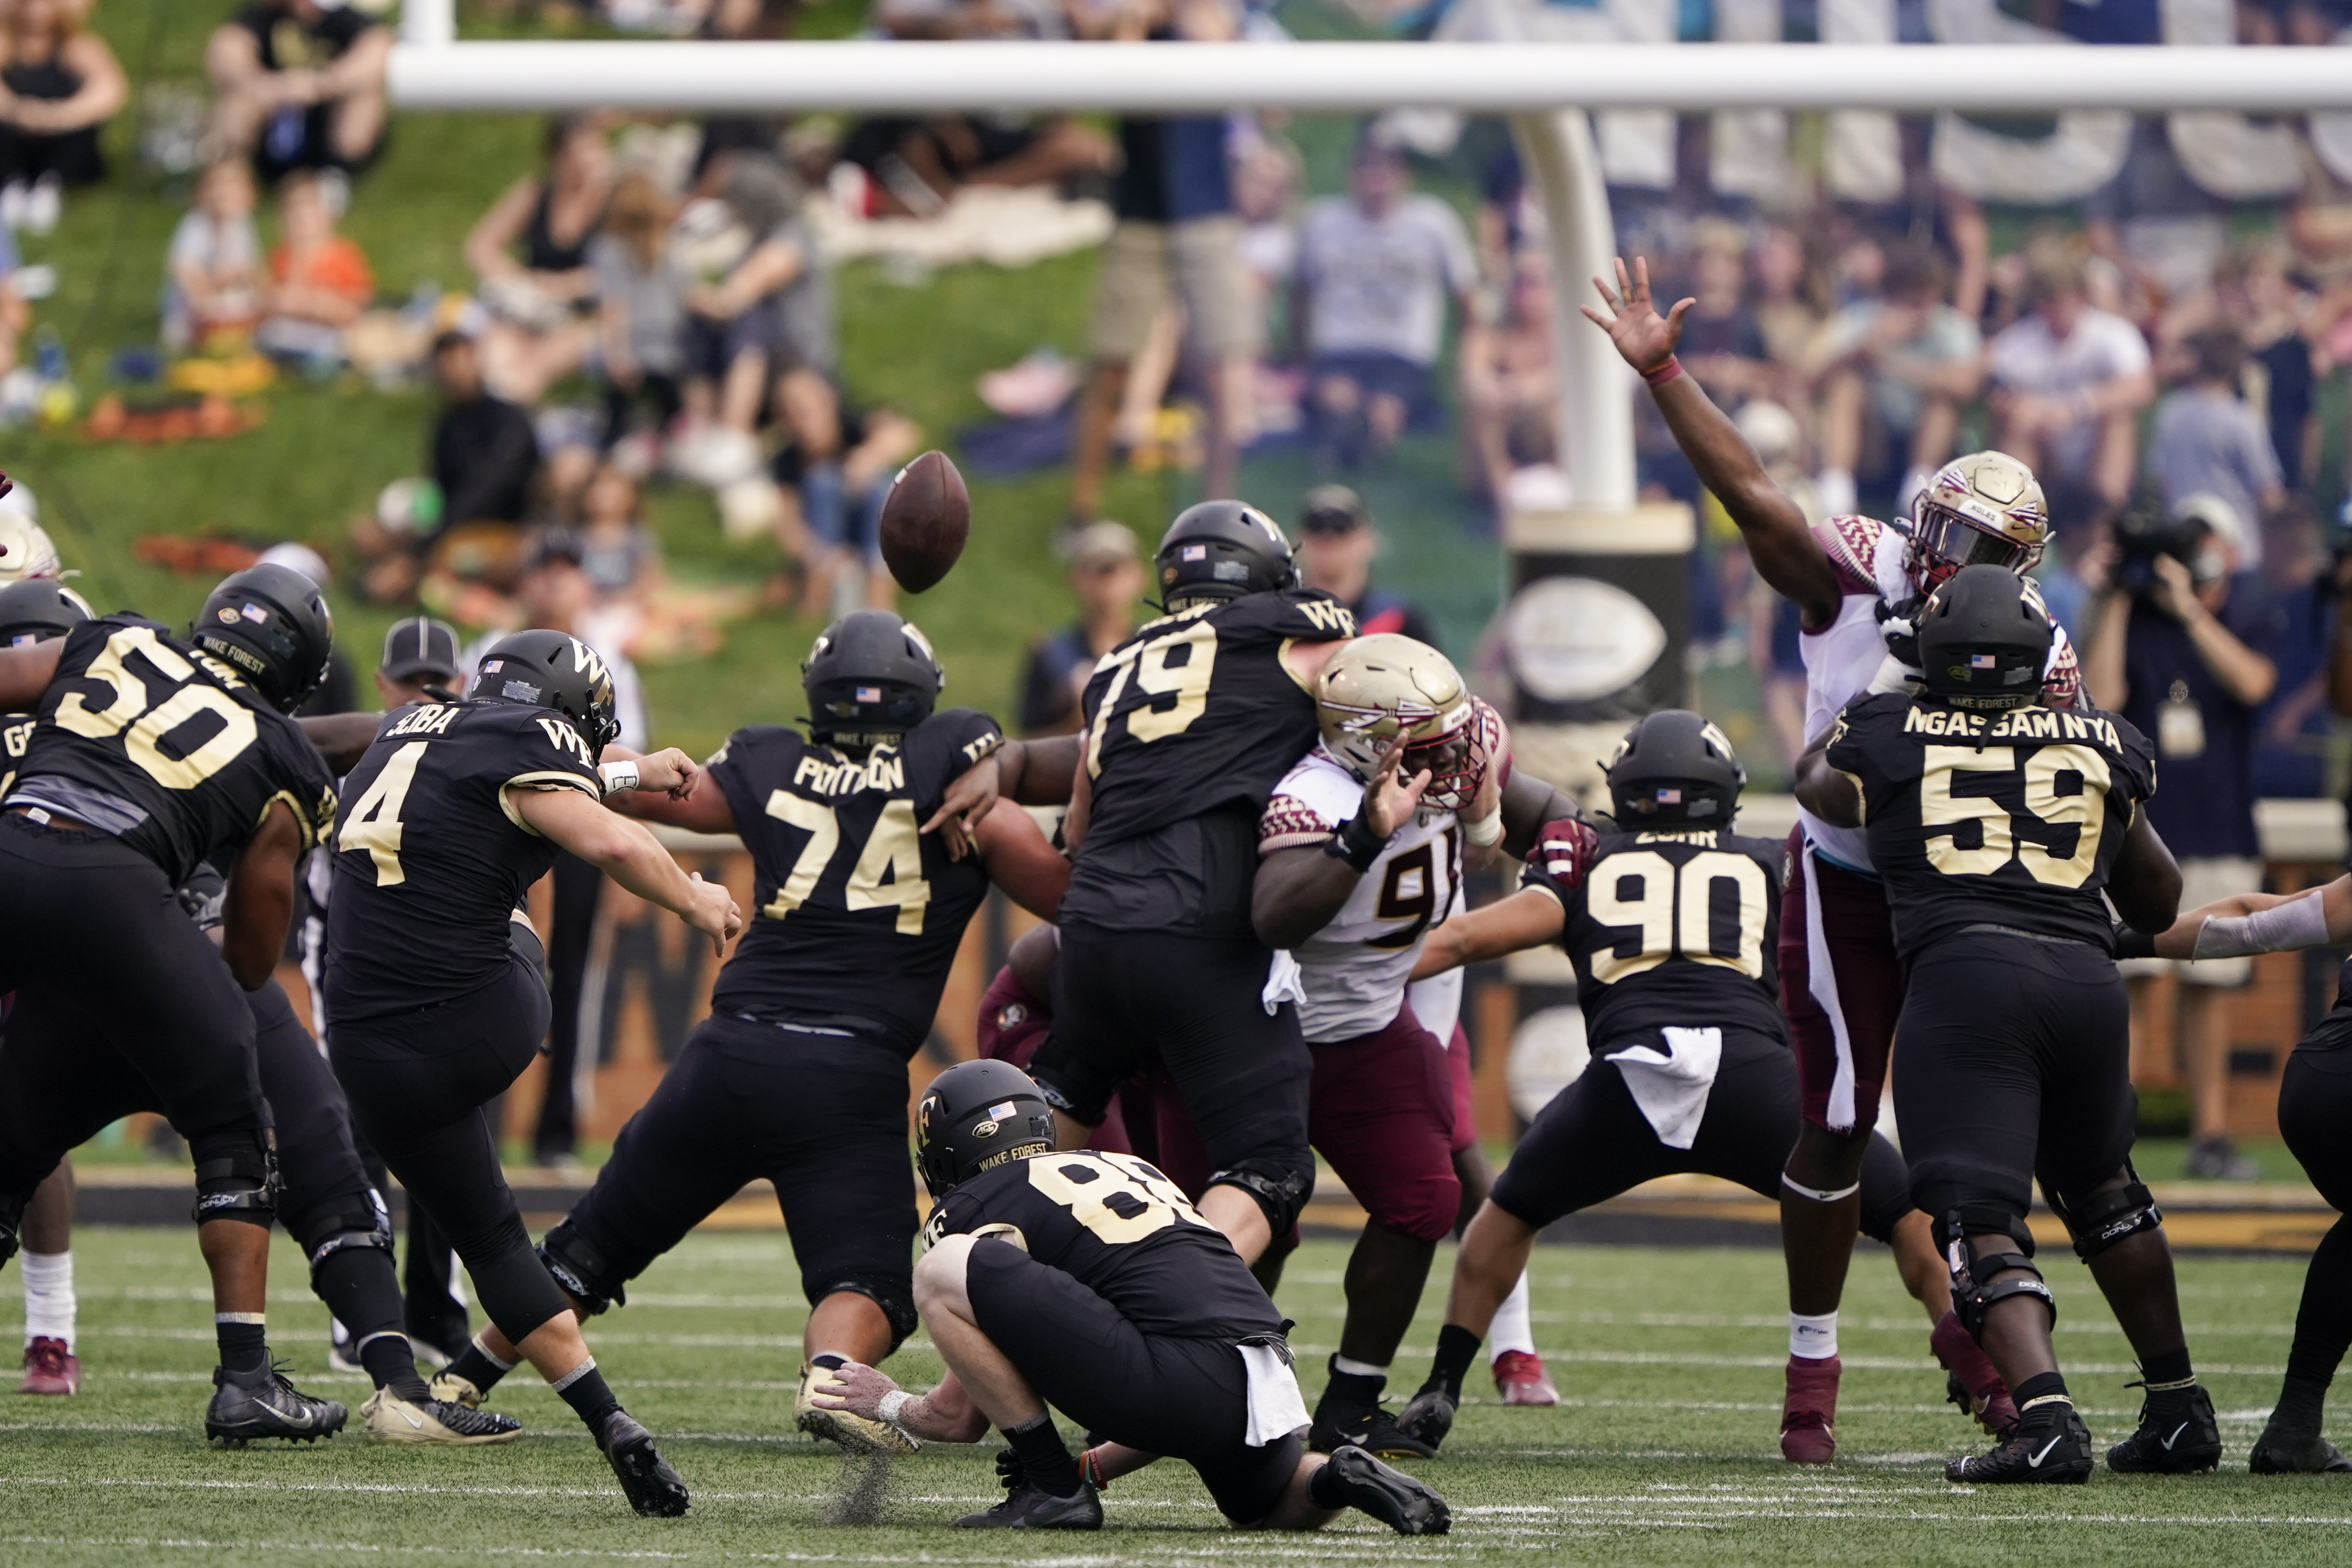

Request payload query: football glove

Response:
[1534,817,1599,892]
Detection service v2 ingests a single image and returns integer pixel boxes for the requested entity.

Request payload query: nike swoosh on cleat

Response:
[2160,1423,2188,1451]
[399,1406,423,1429]
[2026,1436,2063,1467]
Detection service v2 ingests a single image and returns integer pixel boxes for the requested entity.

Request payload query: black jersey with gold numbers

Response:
[924,1150,1283,1339]
[1065,589,1354,935]
[7,613,337,885]
[324,699,603,1024]
[1,710,31,800]
[1525,828,1786,1045]
[1826,694,2157,961]
[705,709,1003,1056]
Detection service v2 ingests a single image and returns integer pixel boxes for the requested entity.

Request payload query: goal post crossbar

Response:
[385,40,2352,116]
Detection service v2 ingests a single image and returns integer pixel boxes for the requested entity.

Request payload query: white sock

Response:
[21,1250,74,1351]
[1817,468,1857,519]
[1790,1311,1838,1361]
[1331,1355,1388,1379]
[1487,1271,1535,1361]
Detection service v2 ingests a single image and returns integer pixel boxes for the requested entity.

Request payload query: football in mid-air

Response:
[877,450,969,593]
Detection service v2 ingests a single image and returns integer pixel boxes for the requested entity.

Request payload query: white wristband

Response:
[1464,811,1502,847]
[598,760,640,796]
[2192,888,2330,961]
[877,1389,914,1427]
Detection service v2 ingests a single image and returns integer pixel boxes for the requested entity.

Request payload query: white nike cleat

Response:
[361,1388,523,1445]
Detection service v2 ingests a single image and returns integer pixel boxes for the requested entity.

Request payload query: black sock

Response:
[2285,1215,2352,1388]
[556,1361,623,1433]
[1309,1456,1355,1509]
[1003,1411,1084,1499]
[2014,1371,2069,1408]
[2143,1348,2195,1388]
[2268,1374,2329,1441]
[216,1317,268,1376]
[357,1333,432,1403]
[444,1336,516,1396]
[1320,1356,1384,1412]
[1425,1324,1482,1402]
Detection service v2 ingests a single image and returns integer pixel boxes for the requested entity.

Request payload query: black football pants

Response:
[0,816,271,1204]
[330,947,573,1345]
[556,1015,922,1344]
[1491,1024,1913,1242]
[1893,930,2139,1242]
[1031,923,1315,1232]
[2277,1037,2352,1391]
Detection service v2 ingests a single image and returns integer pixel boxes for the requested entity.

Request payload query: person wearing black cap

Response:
[1296,487,1435,648]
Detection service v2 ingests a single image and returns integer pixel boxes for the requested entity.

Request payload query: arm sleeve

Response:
[1259,789,1341,853]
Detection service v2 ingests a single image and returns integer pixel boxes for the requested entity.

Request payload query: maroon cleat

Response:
[1492,1350,1559,1407]
[1930,1311,2018,1438]
[1780,1354,1839,1464]
[18,1337,78,1396]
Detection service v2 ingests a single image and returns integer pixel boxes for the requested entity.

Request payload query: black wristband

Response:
[1323,811,1386,873]
[2112,923,2158,961]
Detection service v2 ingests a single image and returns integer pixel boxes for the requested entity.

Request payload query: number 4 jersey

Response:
[1065,588,1356,936]
[8,613,337,885]
[704,710,1003,1057]
[325,699,604,1024]
[1528,827,1787,1045]
[1825,693,2156,960]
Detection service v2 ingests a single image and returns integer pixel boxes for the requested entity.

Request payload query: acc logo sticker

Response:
[971,1119,1000,1138]
[217,607,242,624]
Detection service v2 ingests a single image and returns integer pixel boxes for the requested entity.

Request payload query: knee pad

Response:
[1933,1204,2035,1260]
[538,1221,629,1317]
[191,1135,279,1229]
[304,1192,394,1281]
[1209,1157,1314,1238]
[1950,1248,2057,1342]
[2048,1167,2164,1263]
[819,1277,920,1357]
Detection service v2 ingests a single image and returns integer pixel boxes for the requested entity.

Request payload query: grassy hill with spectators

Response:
[9,0,1504,761]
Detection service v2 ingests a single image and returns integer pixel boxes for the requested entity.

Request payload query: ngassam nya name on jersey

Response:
[1898,705,2123,749]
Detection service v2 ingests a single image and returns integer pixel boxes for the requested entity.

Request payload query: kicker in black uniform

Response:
[324,628,741,1516]
[804,1059,1450,1536]
[467,612,1066,1457]
[1028,500,1357,1264]
[1396,711,1957,1457]
[0,564,346,1441]
[1800,565,2210,1485]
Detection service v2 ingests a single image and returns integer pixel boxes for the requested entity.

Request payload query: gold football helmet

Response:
[1316,633,1486,810]
[1908,451,2050,592]
[0,513,59,586]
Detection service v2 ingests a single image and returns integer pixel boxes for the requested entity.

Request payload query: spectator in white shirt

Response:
[1985,243,2156,518]
[1293,138,1482,469]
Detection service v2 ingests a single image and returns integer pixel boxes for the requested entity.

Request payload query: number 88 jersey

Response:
[1529,827,1787,1046]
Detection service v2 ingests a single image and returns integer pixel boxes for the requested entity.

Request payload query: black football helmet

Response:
[194,562,334,714]
[802,611,944,748]
[1917,563,2052,713]
[470,628,621,752]
[1602,708,1745,826]
[0,578,90,647]
[1153,500,1299,610]
[914,1059,1057,1200]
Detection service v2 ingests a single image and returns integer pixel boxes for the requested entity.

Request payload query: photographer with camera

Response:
[2086,492,2278,1180]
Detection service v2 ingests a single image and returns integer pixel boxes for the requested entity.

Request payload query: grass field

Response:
[4,1228,2349,1566]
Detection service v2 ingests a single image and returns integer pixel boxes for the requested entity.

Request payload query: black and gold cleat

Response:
[1316,1445,1450,1534]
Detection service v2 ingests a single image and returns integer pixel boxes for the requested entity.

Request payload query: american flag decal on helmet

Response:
[856,685,881,702]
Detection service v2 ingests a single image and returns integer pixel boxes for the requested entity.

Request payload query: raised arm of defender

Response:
[1584,257,1842,630]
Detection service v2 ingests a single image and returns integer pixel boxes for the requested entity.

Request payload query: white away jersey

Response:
[1259,747,1462,1043]
[1797,513,2081,873]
